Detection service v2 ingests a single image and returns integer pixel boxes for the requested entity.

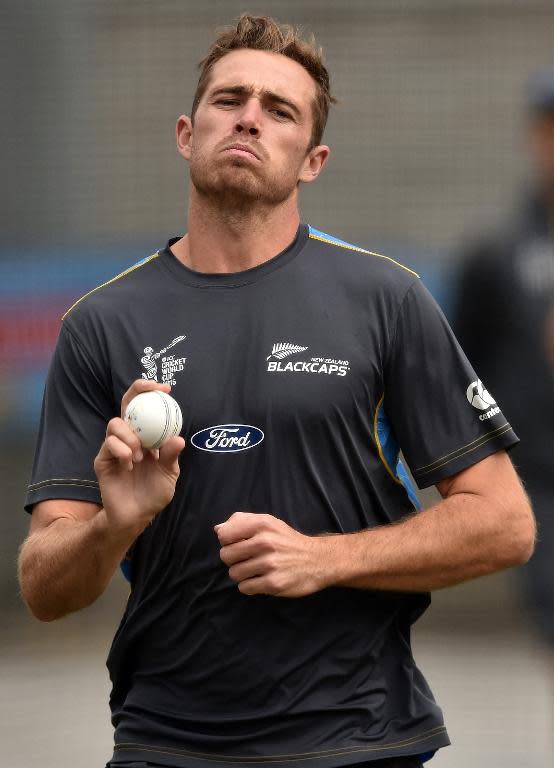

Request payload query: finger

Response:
[228,556,267,583]
[106,417,144,463]
[237,575,272,596]
[97,434,136,472]
[120,378,172,418]
[214,512,261,545]
[158,436,186,471]
[219,538,259,566]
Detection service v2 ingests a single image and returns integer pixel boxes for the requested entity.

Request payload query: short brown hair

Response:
[191,14,335,149]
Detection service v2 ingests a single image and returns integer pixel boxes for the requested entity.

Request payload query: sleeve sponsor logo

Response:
[191,424,264,453]
[466,379,500,420]
[266,341,350,377]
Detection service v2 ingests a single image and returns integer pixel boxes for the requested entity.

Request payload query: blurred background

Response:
[2,1,553,766]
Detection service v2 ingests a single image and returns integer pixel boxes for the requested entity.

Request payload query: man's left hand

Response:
[214,512,329,597]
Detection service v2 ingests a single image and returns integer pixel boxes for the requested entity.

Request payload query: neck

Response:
[171,186,301,273]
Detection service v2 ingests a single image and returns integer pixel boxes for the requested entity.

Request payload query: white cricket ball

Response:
[124,391,183,449]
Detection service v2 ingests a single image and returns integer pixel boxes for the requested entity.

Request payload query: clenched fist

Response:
[215,512,331,597]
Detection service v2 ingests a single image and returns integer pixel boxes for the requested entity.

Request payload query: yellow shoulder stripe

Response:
[308,233,419,278]
[62,252,160,320]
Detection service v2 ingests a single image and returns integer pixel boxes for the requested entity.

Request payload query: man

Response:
[454,66,554,651]
[19,15,535,768]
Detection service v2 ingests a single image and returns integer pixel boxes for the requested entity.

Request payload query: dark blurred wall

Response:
[5,0,554,253]
[1,440,36,608]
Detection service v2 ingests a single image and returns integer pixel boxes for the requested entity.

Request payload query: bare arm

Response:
[18,379,185,621]
[216,451,536,596]
[18,499,133,621]
[325,450,535,592]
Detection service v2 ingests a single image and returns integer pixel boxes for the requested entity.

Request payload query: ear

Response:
[298,144,330,184]
[176,115,194,161]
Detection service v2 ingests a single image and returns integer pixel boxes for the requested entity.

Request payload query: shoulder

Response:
[62,249,163,326]
[305,226,420,296]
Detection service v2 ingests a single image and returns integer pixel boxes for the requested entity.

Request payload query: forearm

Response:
[18,509,136,621]
[320,490,534,593]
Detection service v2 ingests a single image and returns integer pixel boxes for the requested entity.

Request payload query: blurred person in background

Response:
[18,14,535,768]
[454,66,554,652]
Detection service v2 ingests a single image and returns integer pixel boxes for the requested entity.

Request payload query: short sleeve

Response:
[384,279,519,488]
[25,321,116,512]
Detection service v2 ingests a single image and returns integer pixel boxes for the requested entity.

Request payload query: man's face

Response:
[177,49,327,209]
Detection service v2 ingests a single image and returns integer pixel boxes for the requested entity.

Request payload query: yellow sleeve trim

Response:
[62,252,160,320]
[308,233,420,278]
[413,423,512,476]
[414,425,513,478]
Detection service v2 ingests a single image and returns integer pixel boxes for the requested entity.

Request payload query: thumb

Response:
[158,436,186,470]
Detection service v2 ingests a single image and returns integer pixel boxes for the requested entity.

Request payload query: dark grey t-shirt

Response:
[26,224,517,767]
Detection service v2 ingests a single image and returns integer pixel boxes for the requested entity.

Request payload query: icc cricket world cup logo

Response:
[140,335,187,385]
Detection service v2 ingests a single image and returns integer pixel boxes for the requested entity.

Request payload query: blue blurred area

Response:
[0,243,160,432]
[0,243,160,297]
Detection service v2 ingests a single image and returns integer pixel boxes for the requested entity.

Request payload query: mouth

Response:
[222,143,261,161]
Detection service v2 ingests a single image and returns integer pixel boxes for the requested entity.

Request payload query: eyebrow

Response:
[208,85,302,118]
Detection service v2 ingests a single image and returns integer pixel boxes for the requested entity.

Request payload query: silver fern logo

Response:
[266,342,309,361]
[266,341,350,377]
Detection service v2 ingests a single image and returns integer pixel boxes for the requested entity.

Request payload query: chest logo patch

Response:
[140,335,187,386]
[266,341,350,377]
[191,424,265,453]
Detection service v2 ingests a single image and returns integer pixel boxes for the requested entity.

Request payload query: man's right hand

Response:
[94,379,186,537]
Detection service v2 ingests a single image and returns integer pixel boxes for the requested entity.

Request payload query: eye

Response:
[270,107,292,120]
[215,98,240,107]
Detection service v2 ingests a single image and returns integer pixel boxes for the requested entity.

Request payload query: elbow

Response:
[25,603,62,623]
[18,557,66,623]
[506,498,536,567]
[513,523,536,567]
[20,584,64,623]
[21,583,74,622]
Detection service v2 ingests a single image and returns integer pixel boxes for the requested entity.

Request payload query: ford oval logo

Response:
[191,424,264,453]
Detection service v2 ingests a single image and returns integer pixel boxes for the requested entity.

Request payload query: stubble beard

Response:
[189,149,300,215]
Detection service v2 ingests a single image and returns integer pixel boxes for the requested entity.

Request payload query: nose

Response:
[233,97,262,138]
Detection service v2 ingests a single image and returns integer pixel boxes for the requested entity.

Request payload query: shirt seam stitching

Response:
[414,425,514,477]
[61,320,113,399]
[28,478,99,490]
[413,423,512,473]
[114,725,447,761]
[386,281,420,373]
